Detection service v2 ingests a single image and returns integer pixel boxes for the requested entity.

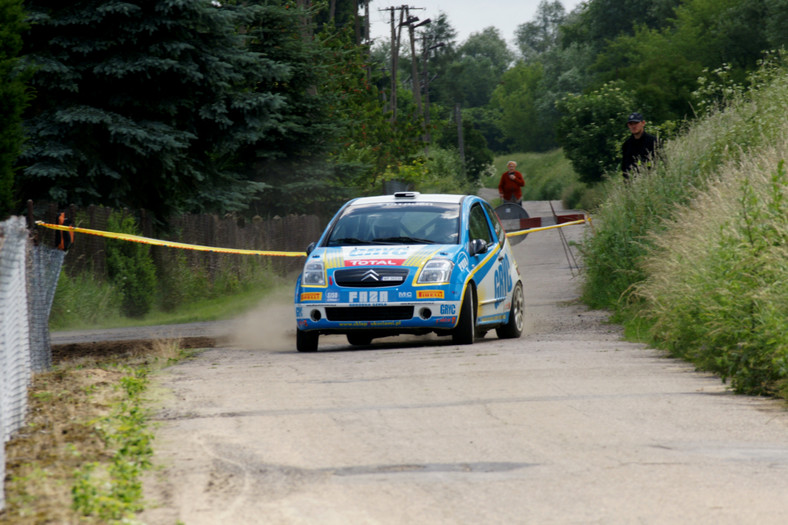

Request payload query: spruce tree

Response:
[17,1,333,221]
[0,0,29,219]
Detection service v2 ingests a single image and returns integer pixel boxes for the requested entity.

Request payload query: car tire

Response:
[297,330,319,352]
[496,282,524,339]
[347,333,372,346]
[452,285,476,345]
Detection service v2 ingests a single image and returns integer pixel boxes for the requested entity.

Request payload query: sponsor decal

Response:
[297,320,309,328]
[349,291,389,303]
[440,304,456,315]
[346,259,405,266]
[300,292,322,301]
[398,291,413,299]
[494,253,514,299]
[295,307,303,317]
[347,246,410,258]
[326,292,339,302]
[436,316,456,324]
[417,290,444,299]
[339,320,403,327]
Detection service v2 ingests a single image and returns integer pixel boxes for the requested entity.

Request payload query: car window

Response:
[469,204,494,245]
[326,202,460,246]
[483,201,506,246]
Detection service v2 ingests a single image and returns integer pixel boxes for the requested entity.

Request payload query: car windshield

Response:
[326,202,461,246]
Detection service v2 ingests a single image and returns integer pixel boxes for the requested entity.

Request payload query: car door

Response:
[468,202,508,323]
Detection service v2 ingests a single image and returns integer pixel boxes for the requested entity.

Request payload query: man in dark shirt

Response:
[621,112,659,179]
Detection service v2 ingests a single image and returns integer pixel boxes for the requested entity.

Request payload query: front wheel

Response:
[452,285,476,345]
[496,282,524,339]
[297,330,319,352]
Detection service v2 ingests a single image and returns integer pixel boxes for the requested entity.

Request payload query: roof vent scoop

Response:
[393,191,420,198]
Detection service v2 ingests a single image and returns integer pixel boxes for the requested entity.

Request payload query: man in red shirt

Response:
[498,161,525,204]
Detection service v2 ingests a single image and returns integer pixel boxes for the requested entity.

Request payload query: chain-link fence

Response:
[0,216,65,511]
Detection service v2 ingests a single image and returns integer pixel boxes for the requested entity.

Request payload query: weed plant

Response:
[582,53,788,398]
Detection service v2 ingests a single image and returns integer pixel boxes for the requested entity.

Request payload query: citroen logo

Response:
[361,269,380,281]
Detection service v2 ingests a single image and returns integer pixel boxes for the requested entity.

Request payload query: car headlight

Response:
[302,260,325,286]
[418,259,453,284]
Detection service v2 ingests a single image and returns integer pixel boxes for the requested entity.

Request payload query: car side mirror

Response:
[305,242,316,256]
[469,239,488,256]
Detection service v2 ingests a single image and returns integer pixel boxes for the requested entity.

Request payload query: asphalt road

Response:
[140,200,788,525]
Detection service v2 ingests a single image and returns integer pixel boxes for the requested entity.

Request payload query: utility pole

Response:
[382,6,406,122]
[381,5,425,124]
[405,15,430,115]
[421,38,444,152]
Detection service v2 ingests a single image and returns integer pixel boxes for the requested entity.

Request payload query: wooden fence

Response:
[29,202,324,281]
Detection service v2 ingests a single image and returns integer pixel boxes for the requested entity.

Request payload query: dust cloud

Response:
[228,287,297,351]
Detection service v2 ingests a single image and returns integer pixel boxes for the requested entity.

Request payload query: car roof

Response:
[349,192,470,206]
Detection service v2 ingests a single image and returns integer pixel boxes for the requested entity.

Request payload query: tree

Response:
[436,27,514,109]
[515,0,566,63]
[490,62,549,152]
[16,1,332,222]
[591,0,782,123]
[561,0,681,54]
[556,81,636,184]
[436,117,493,182]
[0,0,29,219]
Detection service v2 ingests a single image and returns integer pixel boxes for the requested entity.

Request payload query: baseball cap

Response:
[627,112,644,123]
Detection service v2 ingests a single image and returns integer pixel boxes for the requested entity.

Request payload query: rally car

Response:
[294,192,524,352]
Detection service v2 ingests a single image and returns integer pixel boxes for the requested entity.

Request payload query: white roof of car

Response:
[351,192,468,205]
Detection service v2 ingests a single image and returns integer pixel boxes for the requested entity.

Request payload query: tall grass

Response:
[582,54,788,397]
[635,154,788,396]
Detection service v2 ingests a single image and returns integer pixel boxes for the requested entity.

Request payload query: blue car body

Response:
[294,192,524,351]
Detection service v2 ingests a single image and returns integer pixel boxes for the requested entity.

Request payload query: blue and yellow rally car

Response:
[294,192,524,352]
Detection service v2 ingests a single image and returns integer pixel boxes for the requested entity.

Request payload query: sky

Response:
[367,0,586,49]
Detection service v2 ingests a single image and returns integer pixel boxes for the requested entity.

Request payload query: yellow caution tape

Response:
[506,218,587,238]
[35,221,307,257]
[37,215,588,255]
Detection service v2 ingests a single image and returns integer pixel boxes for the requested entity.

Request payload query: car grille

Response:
[334,268,410,288]
[325,306,414,321]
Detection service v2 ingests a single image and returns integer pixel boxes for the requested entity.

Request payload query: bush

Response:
[105,213,157,318]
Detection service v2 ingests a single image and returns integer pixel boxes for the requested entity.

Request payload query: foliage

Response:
[435,115,494,182]
[72,368,153,522]
[234,1,346,217]
[381,147,479,196]
[105,212,157,318]
[636,159,788,397]
[491,62,552,152]
[16,0,333,221]
[555,81,636,184]
[460,105,509,153]
[581,57,788,398]
[561,0,682,54]
[514,0,566,62]
[0,0,29,218]
[434,27,514,109]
